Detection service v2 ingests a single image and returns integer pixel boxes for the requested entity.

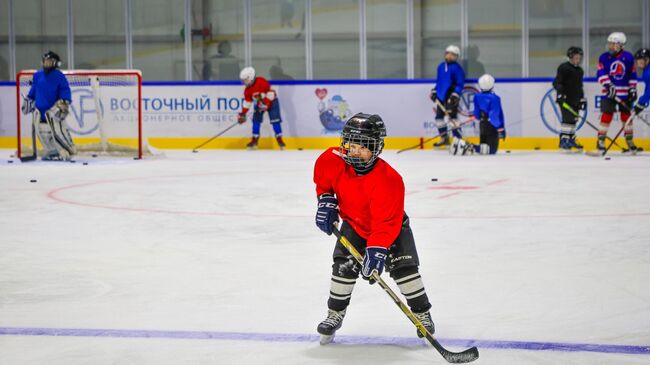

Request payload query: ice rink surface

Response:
[1,148,649,365]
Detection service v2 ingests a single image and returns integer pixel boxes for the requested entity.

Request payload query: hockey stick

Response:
[560,103,624,149]
[192,121,240,152]
[585,112,638,157]
[613,96,650,126]
[397,117,476,154]
[331,224,479,364]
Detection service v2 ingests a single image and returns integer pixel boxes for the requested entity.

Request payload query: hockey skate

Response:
[559,136,582,153]
[246,136,259,150]
[622,138,644,155]
[317,308,346,345]
[433,135,450,148]
[569,136,583,150]
[275,136,286,150]
[413,311,435,338]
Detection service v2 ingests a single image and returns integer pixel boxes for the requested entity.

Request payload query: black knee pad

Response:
[332,257,360,279]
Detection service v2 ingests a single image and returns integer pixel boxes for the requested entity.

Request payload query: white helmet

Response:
[478,74,495,92]
[445,45,461,57]
[239,66,256,82]
[607,32,626,45]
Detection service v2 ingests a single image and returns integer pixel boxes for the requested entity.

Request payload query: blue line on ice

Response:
[1,327,648,355]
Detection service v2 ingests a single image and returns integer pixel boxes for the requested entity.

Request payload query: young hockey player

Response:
[21,51,73,160]
[449,74,505,155]
[633,48,650,125]
[596,32,639,153]
[553,46,586,151]
[430,45,465,147]
[237,67,285,150]
[313,113,434,344]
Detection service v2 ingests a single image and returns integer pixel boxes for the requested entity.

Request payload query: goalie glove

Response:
[52,100,70,122]
[21,97,35,115]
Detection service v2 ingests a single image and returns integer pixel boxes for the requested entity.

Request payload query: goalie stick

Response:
[331,224,479,364]
[192,120,240,152]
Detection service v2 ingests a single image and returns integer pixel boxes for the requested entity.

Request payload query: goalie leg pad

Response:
[37,121,65,159]
[43,114,73,159]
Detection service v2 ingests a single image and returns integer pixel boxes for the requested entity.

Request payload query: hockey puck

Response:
[8,160,14,163]
[83,162,88,165]
[30,179,37,183]
[534,147,541,150]
[506,150,511,153]
[91,154,98,158]
[605,157,611,160]
[431,178,438,182]
[298,148,303,151]
[192,150,198,153]
[70,160,76,163]
[10,155,14,158]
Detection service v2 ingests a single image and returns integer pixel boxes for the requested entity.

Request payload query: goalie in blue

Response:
[21,51,74,160]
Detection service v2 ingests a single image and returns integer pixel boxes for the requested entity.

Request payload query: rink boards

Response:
[0,79,648,151]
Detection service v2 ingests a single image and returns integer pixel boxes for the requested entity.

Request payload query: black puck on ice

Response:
[192,150,198,153]
[298,148,303,150]
[70,160,76,163]
[431,178,438,182]
[506,150,511,153]
[8,160,13,163]
[534,147,541,150]
[10,155,14,158]
[91,154,98,158]
[83,162,88,165]
[30,179,37,183]
[605,157,611,160]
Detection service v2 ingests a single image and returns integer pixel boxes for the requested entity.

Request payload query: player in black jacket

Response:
[553,46,586,151]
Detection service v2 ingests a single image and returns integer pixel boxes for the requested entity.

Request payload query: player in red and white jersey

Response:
[312,113,434,344]
[596,32,639,152]
[238,67,285,149]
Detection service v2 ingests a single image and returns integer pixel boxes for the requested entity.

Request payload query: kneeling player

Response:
[450,74,505,155]
[313,113,434,344]
[21,51,74,161]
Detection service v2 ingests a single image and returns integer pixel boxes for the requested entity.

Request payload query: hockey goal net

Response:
[17,69,145,159]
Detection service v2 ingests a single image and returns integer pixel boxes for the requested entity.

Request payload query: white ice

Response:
[1,149,649,365]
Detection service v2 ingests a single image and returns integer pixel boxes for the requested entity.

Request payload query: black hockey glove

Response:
[429,89,437,103]
[606,84,617,99]
[361,246,388,285]
[447,92,460,108]
[579,98,587,110]
[628,88,637,104]
[633,103,646,114]
[497,128,506,140]
[556,93,566,104]
[315,194,339,235]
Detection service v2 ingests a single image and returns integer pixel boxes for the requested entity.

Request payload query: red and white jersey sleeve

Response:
[241,77,276,114]
[313,147,405,249]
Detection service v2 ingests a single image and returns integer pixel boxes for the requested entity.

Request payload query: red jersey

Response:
[241,77,276,114]
[313,147,405,248]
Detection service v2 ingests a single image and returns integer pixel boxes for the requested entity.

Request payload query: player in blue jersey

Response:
[633,48,650,120]
[429,45,465,147]
[450,74,505,155]
[596,32,639,153]
[21,51,74,160]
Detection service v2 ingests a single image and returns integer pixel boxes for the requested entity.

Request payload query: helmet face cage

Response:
[340,132,384,171]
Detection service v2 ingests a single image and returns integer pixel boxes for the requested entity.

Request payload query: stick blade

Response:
[442,346,479,364]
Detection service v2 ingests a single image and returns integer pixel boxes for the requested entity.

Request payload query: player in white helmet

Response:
[430,45,465,148]
[450,74,505,155]
[237,66,286,150]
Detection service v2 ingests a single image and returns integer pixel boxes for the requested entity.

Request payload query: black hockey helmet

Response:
[42,51,62,69]
[635,48,650,60]
[567,46,583,58]
[340,113,386,173]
